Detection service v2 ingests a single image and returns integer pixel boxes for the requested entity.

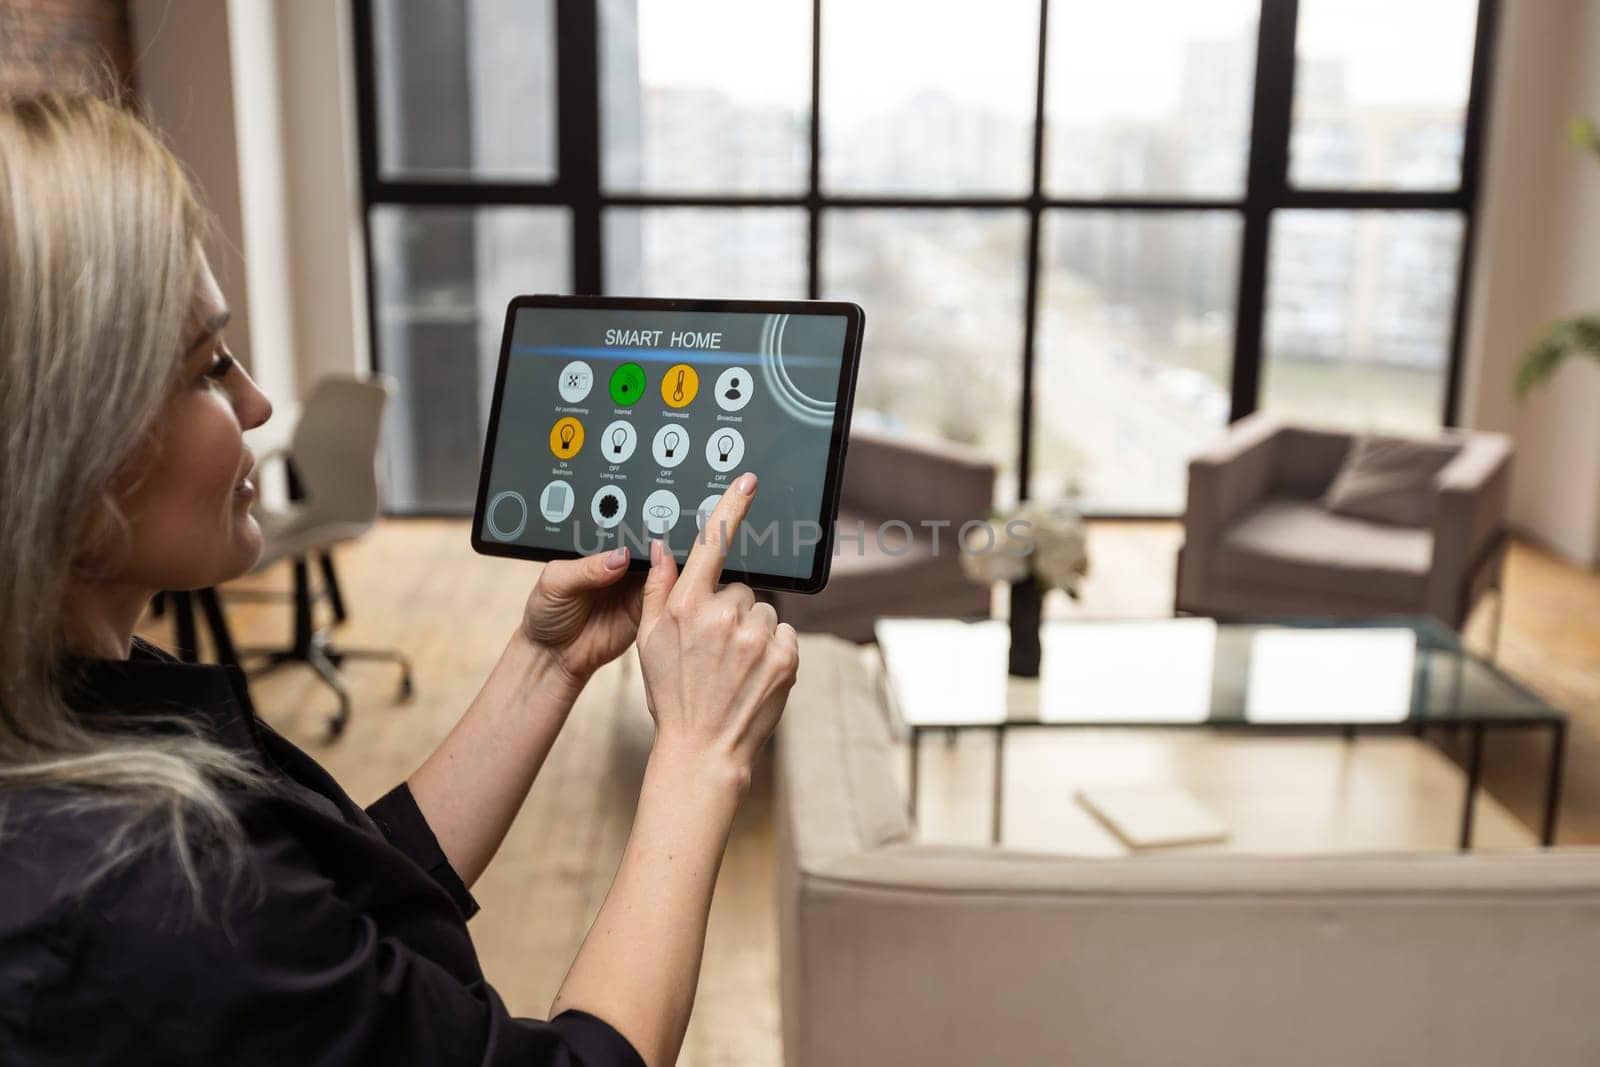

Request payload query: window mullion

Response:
[556,0,603,294]
[1229,0,1300,423]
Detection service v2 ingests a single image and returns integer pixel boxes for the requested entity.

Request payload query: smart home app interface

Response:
[480,306,850,579]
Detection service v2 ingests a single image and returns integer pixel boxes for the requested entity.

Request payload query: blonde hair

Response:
[0,93,263,899]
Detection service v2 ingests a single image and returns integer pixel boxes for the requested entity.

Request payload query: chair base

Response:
[237,555,412,739]
[240,635,413,739]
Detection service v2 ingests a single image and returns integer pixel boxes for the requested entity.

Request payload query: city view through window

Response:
[362,0,1486,514]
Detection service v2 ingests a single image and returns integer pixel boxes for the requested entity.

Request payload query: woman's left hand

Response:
[521,546,644,688]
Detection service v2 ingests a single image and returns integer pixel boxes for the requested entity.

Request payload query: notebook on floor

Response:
[1076,784,1230,850]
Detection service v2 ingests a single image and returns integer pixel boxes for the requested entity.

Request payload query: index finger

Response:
[680,472,757,594]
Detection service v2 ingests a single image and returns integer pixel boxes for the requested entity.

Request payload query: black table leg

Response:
[992,726,1005,845]
[319,551,348,624]
[169,590,199,663]
[1542,720,1567,846]
[196,587,240,668]
[1459,723,1485,851]
[908,725,921,821]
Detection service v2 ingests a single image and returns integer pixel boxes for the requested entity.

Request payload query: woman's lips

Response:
[234,449,257,502]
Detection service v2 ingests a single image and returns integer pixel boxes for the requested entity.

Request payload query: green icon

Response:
[609,362,646,407]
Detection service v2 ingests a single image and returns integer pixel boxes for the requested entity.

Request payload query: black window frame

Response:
[352,0,1501,518]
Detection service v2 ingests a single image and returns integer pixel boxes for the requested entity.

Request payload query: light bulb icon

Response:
[717,433,734,462]
[611,427,627,455]
[559,424,575,451]
[664,430,680,458]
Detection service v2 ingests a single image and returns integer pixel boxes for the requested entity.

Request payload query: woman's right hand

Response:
[635,472,799,795]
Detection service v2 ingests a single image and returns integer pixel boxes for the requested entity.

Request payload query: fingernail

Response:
[649,539,662,565]
[734,472,757,496]
[605,546,629,569]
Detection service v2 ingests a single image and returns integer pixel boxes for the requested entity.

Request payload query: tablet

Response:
[471,295,865,593]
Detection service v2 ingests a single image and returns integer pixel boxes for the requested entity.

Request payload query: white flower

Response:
[959,498,1089,596]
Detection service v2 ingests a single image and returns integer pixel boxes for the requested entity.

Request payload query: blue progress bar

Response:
[513,345,838,368]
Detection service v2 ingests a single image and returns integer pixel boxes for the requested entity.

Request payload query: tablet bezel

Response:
[470,294,866,594]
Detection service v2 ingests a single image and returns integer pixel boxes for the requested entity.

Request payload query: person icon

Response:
[714,367,752,412]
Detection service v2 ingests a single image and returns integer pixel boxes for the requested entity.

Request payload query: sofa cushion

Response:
[1322,433,1460,526]
[1216,499,1432,608]
[778,636,911,870]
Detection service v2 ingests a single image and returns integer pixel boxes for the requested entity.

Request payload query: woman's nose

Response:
[234,367,273,432]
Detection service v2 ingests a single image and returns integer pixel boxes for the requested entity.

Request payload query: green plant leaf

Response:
[1515,316,1600,398]
[1567,116,1600,159]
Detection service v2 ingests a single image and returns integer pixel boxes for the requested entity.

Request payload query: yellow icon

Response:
[549,416,584,459]
[661,363,699,408]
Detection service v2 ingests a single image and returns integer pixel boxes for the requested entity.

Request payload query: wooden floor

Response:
[142,519,1600,1066]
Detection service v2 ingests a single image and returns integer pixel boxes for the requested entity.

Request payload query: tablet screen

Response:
[473,297,862,590]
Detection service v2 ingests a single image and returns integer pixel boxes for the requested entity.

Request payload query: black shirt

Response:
[0,638,644,1067]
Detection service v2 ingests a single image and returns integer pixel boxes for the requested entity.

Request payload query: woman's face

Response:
[112,253,273,592]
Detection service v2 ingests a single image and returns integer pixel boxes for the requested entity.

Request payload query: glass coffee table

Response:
[875,616,1567,850]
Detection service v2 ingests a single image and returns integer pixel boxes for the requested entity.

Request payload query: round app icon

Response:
[651,424,690,468]
[661,363,699,408]
[548,416,584,459]
[557,361,593,404]
[485,490,528,541]
[538,479,574,523]
[590,484,627,529]
[713,366,753,412]
[609,362,647,407]
[694,493,722,532]
[705,427,745,473]
[641,489,682,535]
[600,419,638,463]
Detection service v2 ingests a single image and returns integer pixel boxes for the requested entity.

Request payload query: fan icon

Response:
[598,493,620,519]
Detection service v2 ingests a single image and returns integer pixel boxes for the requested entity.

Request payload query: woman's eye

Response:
[205,353,236,380]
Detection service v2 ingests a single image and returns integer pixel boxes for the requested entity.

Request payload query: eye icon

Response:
[641,489,681,533]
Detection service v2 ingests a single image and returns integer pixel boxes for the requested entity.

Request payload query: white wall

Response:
[226,0,297,407]
[1461,0,1600,566]
[129,0,369,412]
[128,0,275,391]
[274,0,370,387]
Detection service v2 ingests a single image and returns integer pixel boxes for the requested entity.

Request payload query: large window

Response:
[355,0,1496,514]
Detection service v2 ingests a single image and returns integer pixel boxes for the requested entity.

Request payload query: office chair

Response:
[242,375,412,738]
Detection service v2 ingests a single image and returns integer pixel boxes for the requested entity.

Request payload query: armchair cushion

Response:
[1322,434,1461,527]
[1216,500,1433,608]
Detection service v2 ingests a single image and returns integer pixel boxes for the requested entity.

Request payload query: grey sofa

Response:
[777,635,1600,1067]
[1176,414,1513,631]
[768,426,995,643]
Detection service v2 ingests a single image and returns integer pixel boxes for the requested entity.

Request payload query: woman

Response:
[0,93,798,1066]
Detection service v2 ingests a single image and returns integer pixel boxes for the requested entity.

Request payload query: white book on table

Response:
[1076,784,1231,850]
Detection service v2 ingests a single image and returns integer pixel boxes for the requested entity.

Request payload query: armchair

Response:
[1176,414,1513,640]
[767,426,997,643]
